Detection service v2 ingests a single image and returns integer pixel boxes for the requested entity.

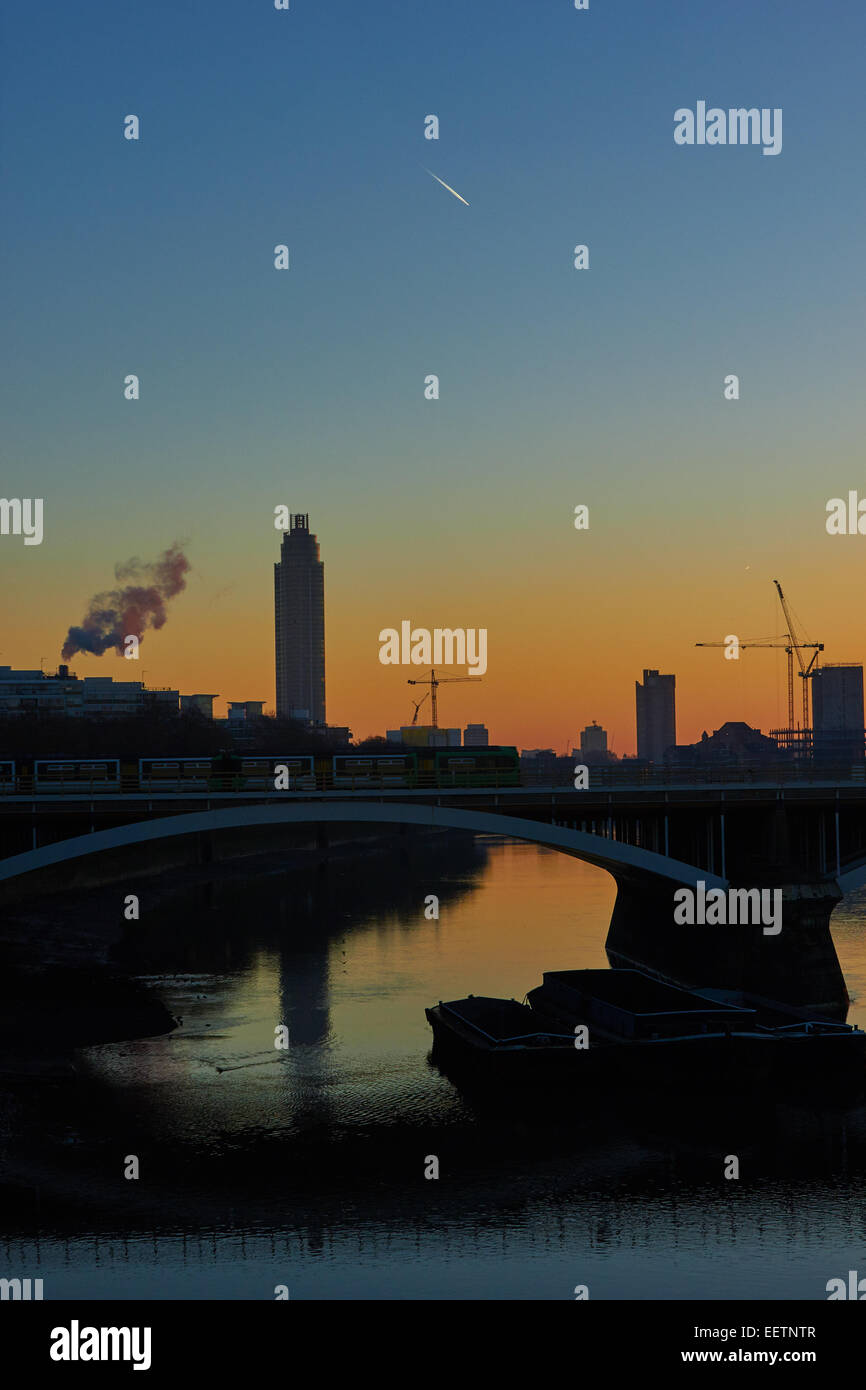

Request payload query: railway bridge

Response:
[3,776,866,1015]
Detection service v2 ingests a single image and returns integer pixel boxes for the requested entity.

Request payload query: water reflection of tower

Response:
[277,887,331,1046]
[274,835,490,1048]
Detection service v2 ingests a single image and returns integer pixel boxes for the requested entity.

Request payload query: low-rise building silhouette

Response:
[664,721,787,769]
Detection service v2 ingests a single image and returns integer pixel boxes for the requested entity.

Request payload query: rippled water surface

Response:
[7,836,866,1299]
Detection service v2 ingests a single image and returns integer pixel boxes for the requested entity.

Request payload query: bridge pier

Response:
[605,873,848,1018]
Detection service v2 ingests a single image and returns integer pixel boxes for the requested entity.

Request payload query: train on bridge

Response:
[0,746,522,794]
[2,751,860,796]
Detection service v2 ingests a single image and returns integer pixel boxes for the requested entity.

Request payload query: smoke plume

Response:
[61,544,190,659]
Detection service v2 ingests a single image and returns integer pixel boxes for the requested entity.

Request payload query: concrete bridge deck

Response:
[2,778,865,1015]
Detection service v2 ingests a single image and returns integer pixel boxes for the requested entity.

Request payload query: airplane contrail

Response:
[423,167,470,206]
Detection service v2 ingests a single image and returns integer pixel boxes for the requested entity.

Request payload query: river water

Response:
[6,834,866,1300]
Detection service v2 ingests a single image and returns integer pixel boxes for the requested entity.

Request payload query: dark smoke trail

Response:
[61,544,190,659]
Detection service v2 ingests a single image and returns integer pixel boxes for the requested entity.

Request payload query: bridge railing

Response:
[524,763,866,789]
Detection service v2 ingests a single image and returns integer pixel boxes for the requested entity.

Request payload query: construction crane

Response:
[773,580,823,731]
[407,668,479,728]
[410,693,429,725]
[695,638,814,733]
[696,585,823,734]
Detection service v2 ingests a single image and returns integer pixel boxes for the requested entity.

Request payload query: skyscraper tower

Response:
[635,668,676,763]
[274,514,325,725]
[811,664,864,763]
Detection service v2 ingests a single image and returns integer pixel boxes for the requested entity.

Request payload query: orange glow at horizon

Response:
[4,509,862,758]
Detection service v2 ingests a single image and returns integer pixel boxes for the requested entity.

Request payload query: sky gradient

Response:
[2,1,864,750]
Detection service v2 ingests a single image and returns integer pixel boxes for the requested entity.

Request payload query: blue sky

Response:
[1,0,864,743]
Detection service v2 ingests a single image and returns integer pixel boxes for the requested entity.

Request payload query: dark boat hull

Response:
[426,981,866,1097]
[425,1004,581,1082]
[527,975,866,1097]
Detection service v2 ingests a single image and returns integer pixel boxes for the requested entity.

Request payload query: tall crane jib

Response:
[695,581,823,739]
[773,580,823,732]
[407,668,481,728]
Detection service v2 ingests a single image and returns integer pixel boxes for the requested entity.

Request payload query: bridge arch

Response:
[0,799,727,889]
